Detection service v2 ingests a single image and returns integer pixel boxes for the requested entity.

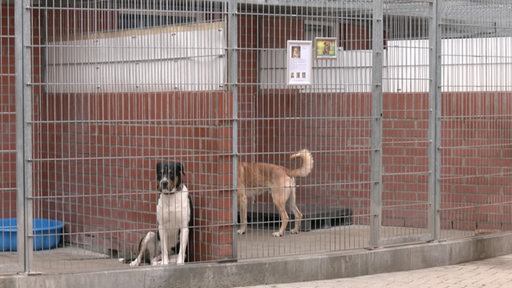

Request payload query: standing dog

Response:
[237,149,313,237]
[156,161,191,265]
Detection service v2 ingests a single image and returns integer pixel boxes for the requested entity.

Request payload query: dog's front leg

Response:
[237,189,248,235]
[159,227,170,265]
[176,227,189,265]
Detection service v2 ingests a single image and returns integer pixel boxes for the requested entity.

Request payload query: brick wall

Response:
[28,7,234,261]
[439,92,512,231]
[256,90,512,231]
[238,14,260,157]
[0,3,16,218]
[256,90,372,223]
[36,91,233,261]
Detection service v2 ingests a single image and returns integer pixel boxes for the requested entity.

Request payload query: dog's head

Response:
[156,162,185,193]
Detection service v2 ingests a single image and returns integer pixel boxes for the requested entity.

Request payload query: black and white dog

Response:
[125,162,192,266]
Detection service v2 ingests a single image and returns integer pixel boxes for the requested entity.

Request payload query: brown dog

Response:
[237,149,313,237]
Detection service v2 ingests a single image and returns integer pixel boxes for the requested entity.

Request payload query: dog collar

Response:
[160,189,177,195]
[159,184,184,195]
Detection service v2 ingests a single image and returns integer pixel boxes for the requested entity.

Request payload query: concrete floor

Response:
[1,228,511,288]
[0,225,473,276]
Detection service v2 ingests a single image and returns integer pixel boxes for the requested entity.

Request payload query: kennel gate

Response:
[3,0,512,274]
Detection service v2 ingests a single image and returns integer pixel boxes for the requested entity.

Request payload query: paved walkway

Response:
[239,254,512,288]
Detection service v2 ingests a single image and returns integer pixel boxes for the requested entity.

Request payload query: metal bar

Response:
[428,0,442,241]
[370,0,383,249]
[14,0,24,273]
[15,0,34,273]
[229,0,239,260]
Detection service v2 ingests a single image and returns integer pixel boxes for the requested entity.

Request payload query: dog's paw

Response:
[290,229,300,234]
[237,229,246,235]
[129,261,139,267]
[272,231,283,237]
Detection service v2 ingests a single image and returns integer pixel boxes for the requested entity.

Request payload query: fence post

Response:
[229,0,239,259]
[370,0,384,249]
[428,0,442,241]
[15,0,34,273]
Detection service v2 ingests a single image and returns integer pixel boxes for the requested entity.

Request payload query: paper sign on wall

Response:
[287,40,312,86]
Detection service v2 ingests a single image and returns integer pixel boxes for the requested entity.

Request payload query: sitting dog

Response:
[123,162,192,266]
[155,161,191,265]
[237,149,313,237]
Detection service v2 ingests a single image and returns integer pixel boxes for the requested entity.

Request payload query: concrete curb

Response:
[3,232,512,288]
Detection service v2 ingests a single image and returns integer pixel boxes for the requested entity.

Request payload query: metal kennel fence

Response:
[1,0,512,275]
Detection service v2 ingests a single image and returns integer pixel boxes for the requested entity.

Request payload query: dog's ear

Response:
[156,162,163,181]
[176,162,185,176]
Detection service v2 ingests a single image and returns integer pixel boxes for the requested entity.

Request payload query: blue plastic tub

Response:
[0,218,64,251]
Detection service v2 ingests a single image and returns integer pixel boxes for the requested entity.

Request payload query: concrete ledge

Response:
[3,232,512,288]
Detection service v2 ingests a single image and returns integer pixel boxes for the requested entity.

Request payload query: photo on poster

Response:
[287,40,312,86]
[315,37,337,59]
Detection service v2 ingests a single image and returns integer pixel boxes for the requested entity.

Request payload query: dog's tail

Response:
[286,149,313,178]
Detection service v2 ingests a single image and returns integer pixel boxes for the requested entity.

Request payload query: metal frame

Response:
[428,0,441,242]
[15,0,33,272]
[5,0,512,274]
[228,0,239,260]
[370,0,383,249]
